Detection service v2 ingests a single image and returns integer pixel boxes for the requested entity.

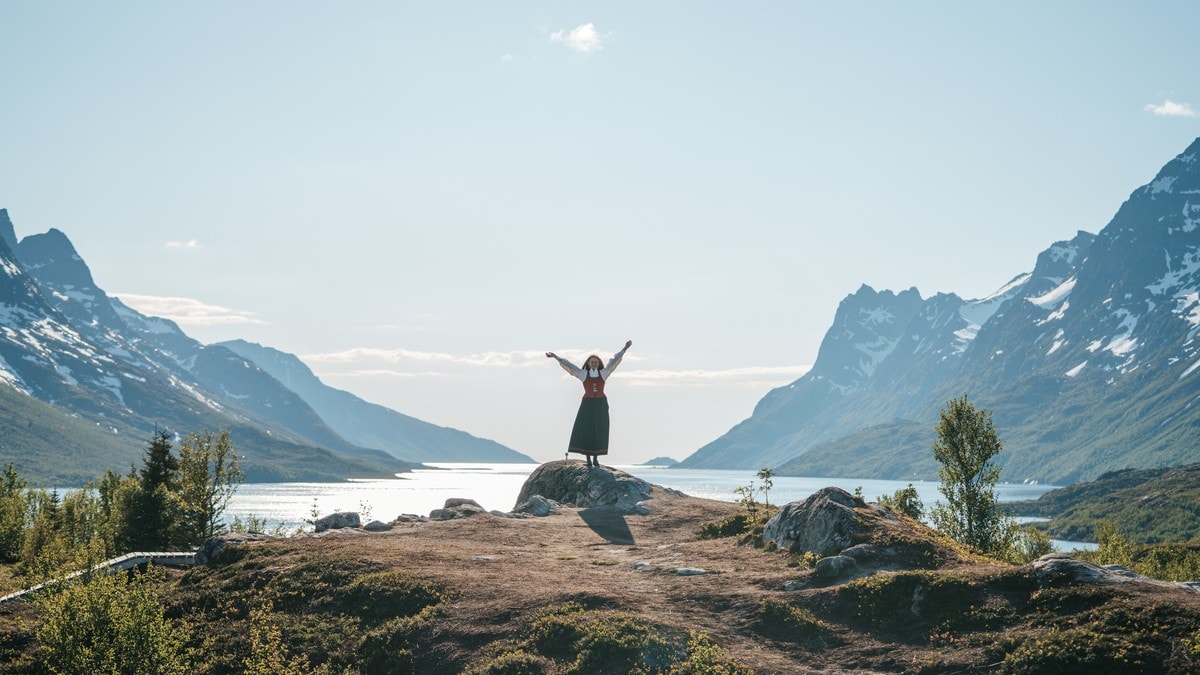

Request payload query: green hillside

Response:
[1008,464,1200,544]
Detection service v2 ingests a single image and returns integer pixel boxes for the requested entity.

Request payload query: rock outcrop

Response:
[513,494,561,517]
[514,461,659,514]
[430,498,488,521]
[1032,553,1200,593]
[314,511,361,532]
[763,487,891,556]
[196,532,277,566]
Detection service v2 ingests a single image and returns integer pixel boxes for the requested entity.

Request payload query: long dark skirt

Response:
[568,397,609,456]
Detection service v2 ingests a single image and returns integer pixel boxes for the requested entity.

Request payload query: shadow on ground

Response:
[578,506,634,545]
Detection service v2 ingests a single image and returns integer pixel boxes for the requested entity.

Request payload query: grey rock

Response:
[363,520,392,532]
[513,494,561,517]
[814,555,859,581]
[783,578,810,591]
[674,567,709,576]
[196,533,276,566]
[633,562,655,571]
[632,501,651,516]
[429,498,488,521]
[391,514,428,523]
[1031,553,1199,592]
[314,511,361,533]
[514,461,654,513]
[763,487,884,556]
[840,543,880,561]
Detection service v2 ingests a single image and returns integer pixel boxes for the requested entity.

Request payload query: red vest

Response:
[582,372,606,398]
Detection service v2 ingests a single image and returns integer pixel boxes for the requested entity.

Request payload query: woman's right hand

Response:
[545,352,556,359]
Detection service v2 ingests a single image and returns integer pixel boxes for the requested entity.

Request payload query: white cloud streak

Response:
[551,23,603,52]
[305,346,809,387]
[1144,100,1197,118]
[114,293,267,327]
[165,239,201,249]
[621,366,812,388]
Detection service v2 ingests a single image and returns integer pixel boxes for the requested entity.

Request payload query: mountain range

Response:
[682,137,1200,485]
[0,215,531,484]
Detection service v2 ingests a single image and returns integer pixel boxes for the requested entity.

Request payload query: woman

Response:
[545,340,632,468]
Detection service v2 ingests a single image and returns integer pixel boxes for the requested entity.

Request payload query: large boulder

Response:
[514,461,654,513]
[195,533,277,566]
[314,511,361,532]
[429,498,487,521]
[1031,553,1199,592]
[513,494,561,517]
[763,487,890,556]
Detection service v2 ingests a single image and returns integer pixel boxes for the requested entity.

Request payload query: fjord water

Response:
[226,463,1094,551]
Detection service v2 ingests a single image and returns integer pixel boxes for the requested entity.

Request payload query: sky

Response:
[1,2,1198,464]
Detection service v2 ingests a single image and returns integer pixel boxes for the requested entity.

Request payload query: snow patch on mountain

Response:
[98,374,124,404]
[1103,309,1140,357]
[0,355,27,392]
[1029,277,1076,310]
[855,335,900,378]
[1,258,21,278]
[1065,361,1087,378]
[861,307,896,326]
[952,274,1033,352]
[1047,329,1066,355]
[1148,247,1200,295]
[1046,243,1081,264]
[1182,358,1200,379]
[1181,201,1200,233]
[1152,175,1178,195]
[168,374,222,411]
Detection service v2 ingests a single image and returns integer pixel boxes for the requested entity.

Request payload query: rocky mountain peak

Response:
[16,228,97,289]
[0,209,16,253]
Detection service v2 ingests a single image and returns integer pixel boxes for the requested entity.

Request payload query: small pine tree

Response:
[878,484,924,520]
[127,429,180,551]
[0,463,28,563]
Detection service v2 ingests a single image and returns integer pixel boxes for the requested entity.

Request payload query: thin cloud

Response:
[622,365,812,388]
[303,347,549,367]
[114,293,267,327]
[551,23,604,52]
[304,345,809,387]
[1144,100,1197,118]
[165,239,201,249]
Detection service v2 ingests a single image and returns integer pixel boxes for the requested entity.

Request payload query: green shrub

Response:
[34,566,190,675]
[697,514,755,540]
[667,632,754,674]
[570,613,670,674]
[998,625,1156,673]
[757,598,827,642]
[468,648,550,674]
[343,570,448,624]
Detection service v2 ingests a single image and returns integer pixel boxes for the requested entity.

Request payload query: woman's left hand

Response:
[625,340,633,349]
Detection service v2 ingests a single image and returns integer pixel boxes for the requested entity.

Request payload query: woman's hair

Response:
[585,354,604,370]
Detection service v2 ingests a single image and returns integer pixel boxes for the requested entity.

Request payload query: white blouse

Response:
[552,344,629,382]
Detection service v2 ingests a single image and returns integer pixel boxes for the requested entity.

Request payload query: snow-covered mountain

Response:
[0,210,526,484]
[682,138,1200,484]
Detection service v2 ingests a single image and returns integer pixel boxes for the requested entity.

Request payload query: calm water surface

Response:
[226,463,1096,551]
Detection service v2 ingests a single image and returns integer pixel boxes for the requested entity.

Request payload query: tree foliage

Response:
[176,429,244,546]
[877,484,924,520]
[929,396,1012,557]
[0,463,28,563]
[128,429,180,552]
